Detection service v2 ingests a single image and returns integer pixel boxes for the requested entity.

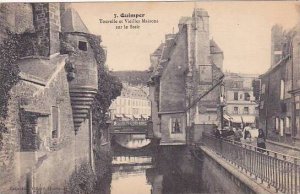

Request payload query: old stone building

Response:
[148,9,224,145]
[109,83,151,121]
[259,23,300,145]
[223,72,259,128]
[0,3,105,192]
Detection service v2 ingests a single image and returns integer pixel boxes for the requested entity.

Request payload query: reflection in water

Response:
[109,144,207,194]
[114,134,151,149]
[111,166,152,194]
[105,135,244,194]
[111,156,153,194]
[112,156,152,165]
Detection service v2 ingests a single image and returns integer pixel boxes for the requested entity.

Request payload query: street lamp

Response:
[220,82,225,130]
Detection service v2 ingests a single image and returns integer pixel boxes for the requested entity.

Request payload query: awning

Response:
[133,115,141,119]
[123,114,132,119]
[224,113,233,121]
[114,114,123,118]
[141,115,149,119]
[230,115,256,123]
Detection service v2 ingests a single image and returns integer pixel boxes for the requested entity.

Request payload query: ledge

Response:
[158,111,185,115]
[200,146,274,194]
[266,139,300,152]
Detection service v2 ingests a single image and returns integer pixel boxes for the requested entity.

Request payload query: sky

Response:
[73,1,300,74]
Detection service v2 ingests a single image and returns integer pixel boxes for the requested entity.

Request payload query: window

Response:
[244,92,250,101]
[286,117,290,128]
[233,107,239,114]
[234,92,238,100]
[296,95,300,110]
[296,116,300,134]
[51,106,59,138]
[275,117,279,131]
[133,108,138,115]
[280,80,285,100]
[260,101,264,109]
[240,94,243,100]
[255,107,259,114]
[78,41,88,51]
[280,118,284,136]
[171,118,182,133]
[261,84,266,94]
[243,107,249,114]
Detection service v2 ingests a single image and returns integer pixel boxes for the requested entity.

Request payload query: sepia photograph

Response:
[0,1,300,193]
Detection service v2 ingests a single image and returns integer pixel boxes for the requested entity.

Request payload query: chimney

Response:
[32,3,61,57]
[271,25,283,67]
[193,8,210,67]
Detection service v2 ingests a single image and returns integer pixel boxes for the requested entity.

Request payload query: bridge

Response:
[110,120,148,135]
[109,119,158,152]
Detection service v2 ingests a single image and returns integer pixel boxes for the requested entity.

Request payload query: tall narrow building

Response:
[148,9,224,145]
[259,22,300,145]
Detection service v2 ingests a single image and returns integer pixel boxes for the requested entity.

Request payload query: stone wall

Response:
[32,3,61,56]
[201,150,253,194]
[0,57,91,193]
[0,3,34,42]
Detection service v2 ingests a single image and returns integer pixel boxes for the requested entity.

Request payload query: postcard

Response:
[0,1,300,194]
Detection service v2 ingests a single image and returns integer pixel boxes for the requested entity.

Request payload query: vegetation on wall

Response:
[0,31,22,150]
[86,34,122,134]
[60,32,122,131]
[67,161,96,194]
[63,32,119,193]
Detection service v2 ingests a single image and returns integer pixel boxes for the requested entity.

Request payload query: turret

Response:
[60,4,100,134]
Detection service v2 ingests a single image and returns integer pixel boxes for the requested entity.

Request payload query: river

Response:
[99,137,245,194]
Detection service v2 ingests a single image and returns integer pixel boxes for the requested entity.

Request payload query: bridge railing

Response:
[201,133,300,194]
[113,120,148,127]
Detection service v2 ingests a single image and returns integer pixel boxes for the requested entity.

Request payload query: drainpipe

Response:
[88,110,95,173]
[291,40,296,140]
[266,75,271,139]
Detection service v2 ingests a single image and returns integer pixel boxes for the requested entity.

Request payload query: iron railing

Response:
[201,133,300,194]
[113,120,148,127]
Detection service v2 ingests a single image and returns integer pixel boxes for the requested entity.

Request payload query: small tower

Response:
[60,4,100,134]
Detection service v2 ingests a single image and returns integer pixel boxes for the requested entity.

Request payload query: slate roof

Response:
[60,5,89,33]
[18,55,67,85]
[149,34,178,80]
[150,37,223,82]
[210,39,223,54]
[151,43,164,57]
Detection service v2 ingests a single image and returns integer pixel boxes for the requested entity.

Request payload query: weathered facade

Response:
[259,23,300,145]
[148,9,224,145]
[109,83,151,121]
[223,72,259,128]
[0,3,105,192]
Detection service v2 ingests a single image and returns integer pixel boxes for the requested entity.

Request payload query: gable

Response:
[159,26,188,112]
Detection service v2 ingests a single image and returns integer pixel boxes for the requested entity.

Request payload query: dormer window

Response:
[78,41,88,51]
